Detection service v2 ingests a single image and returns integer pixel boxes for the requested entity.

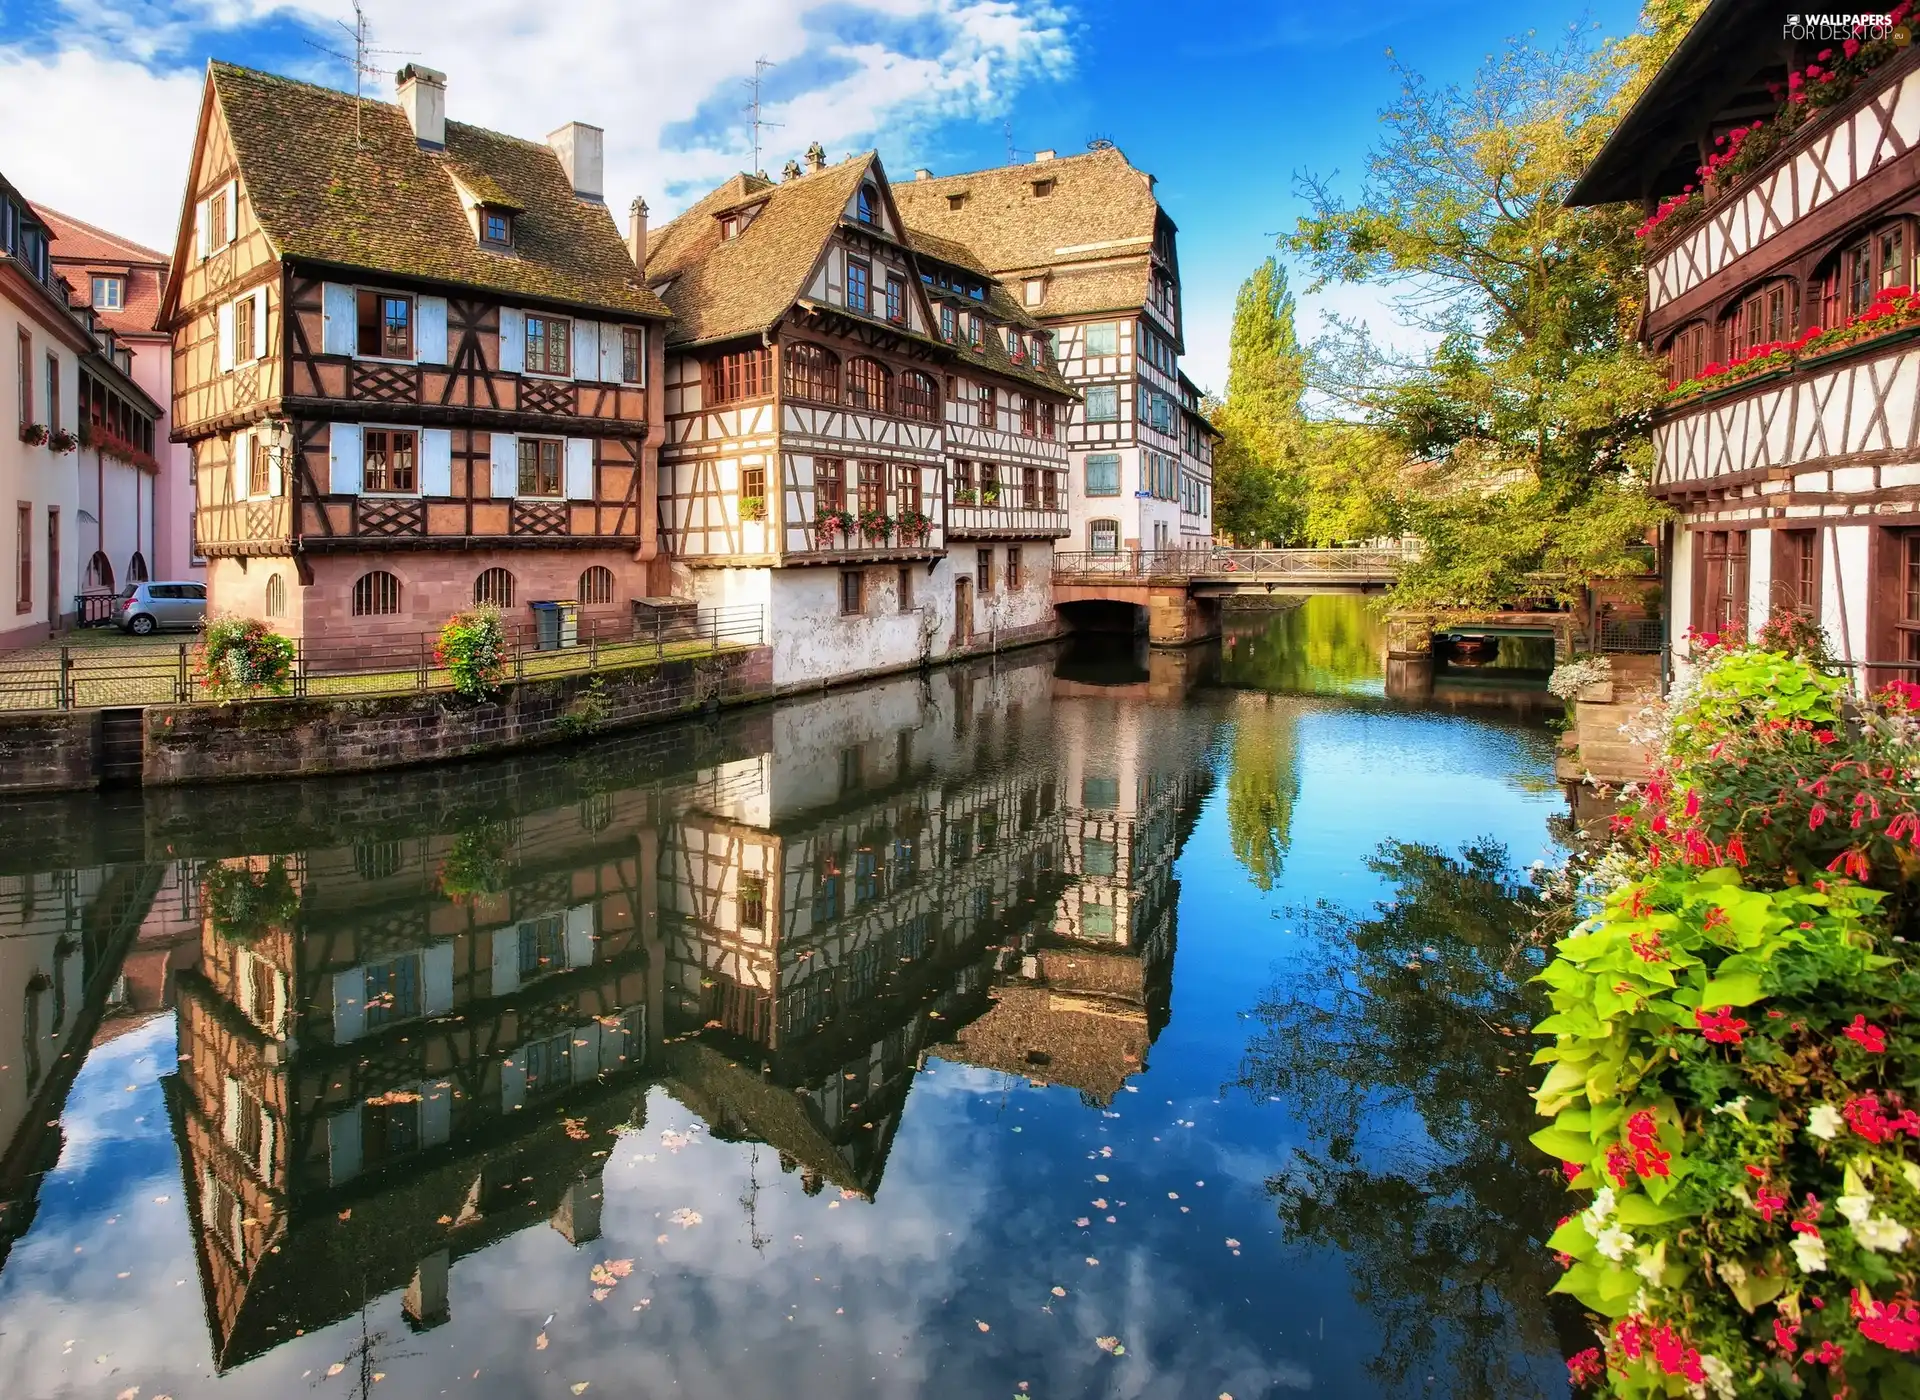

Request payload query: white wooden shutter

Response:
[571,320,600,381]
[223,1077,242,1143]
[598,325,621,383]
[327,1107,363,1185]
[268,434,285,498]
[498,308,525,372]
[571,1022,601,1083]
[421,1080,452,1146]
[565,904,595,967]
[420,428,452,496]
[217,300,235,372]
[231,429,252,502]
[329,423,363,496]
[500,1049,528,1112]
[321,283,356,356]
[490,432,517,498]
[250,290,267,361]
[194,198,210,260]
[332,967,366,1043]
[259,1108,277,1172]
[417,295,448,363]
[224,182,239,243]
[564,438,594,501]
[422,942,454,1016]
[491,927,521,997]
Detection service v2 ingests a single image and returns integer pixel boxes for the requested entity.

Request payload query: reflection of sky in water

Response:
[0,653,1569,1400]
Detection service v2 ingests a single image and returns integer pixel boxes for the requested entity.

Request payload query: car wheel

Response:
[128,613,157,636]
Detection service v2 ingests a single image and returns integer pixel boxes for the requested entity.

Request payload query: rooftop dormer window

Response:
[947,193,967,212]
[857,183,879,226]
[91,276,124,310]
[1032,178,1055,197]
[481,209,514,248]
[720,214,740,241]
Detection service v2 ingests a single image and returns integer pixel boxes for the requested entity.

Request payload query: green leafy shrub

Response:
[202,857,300,942]
[1539,636,1920,1395]
[437,822,512,904]
[196,616,296,700]
[436,607,506,700]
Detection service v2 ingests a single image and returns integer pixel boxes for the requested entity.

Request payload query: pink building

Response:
[42,208,199,588]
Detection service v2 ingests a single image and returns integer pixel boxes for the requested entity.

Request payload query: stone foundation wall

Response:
[139,645,773,787]
[0,710,98,793]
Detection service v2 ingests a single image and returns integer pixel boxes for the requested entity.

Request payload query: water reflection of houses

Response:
[163,785,665,1372]
[658,656,1071,1197]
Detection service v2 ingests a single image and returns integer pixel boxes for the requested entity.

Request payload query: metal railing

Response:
[0,604,765,712]
[1596,617,1665,654]
[1052,544,1420,579]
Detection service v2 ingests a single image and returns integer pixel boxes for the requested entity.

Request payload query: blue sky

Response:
[0,0,1642,389]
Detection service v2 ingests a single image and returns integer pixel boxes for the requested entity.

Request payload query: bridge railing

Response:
[1052,544,1419,579]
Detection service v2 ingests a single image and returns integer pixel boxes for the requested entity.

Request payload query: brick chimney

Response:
[805,141,826,174]
[914,168,933,181]
[1032,149,1056,162]
[627,196,649,268]
[396,64,447,150]
[548,121,605,202]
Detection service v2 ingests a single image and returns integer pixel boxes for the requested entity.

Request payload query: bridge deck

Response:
[1051,547,1413,588]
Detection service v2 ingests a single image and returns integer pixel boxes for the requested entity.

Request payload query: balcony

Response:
[945,495,1068,540]
[194,497,291,556]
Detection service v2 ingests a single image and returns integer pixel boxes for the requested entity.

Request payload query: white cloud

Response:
[0,0,1074,253]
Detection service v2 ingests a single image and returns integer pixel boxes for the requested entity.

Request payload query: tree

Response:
[1287,5,1707,607]
[1211,257,1309,545]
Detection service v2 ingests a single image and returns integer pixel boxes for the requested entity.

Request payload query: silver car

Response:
[119,581,208,635]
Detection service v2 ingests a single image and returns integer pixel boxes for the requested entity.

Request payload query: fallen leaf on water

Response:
[1085,1257,1099,1266]
[337,1209,351,1222]
[326,1363,345,1378]
[1050,1286,1067,1297]
[372,1373,384,1383]
[591,1288,613,1303]
[437,1214,453,1225]
[536,1334,549,1350]
[116,1387,139,1400]
[1092,1198,1108,1209]
[1225,1238,1240,1248]
[1167,1192,1179,1200]
[669,1208,703,1228]
[1074,1217,1090,1228]
[656,1234,669,1244]
[1096,1336,1125,1354]
[571,1385,590,1395]
[153,1196,169,1204]
[976,1320,990,1332]
[1094,1174,1109,1183]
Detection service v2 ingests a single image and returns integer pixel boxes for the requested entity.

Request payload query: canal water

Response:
[0,596,1580,1399]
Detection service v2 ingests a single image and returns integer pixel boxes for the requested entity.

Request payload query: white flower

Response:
[1905,1162,1920,1194]
[1837,1192,1875,1227]
[1854,1214,1912,1253]
[1710,1095,1751,1122]
[1805,1103,1844,1141]
[1595,1225,1636,1262]
[1582,1186,1618,1232]
[1636,1252,1664,1284]
[1790,1232,1829,1273]
[1699,1354,1736,1400]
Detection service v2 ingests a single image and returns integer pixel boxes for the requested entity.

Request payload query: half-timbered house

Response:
[646,147,1073,690]
[160,62,670,648]
[894,146,1208,559]
[1571,3,1920,679]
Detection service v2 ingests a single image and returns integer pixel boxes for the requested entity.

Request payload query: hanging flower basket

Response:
[203,857,300,944]
[196,617,296,700]
[437,823,513,904]
[897,508,933,545]
[435,607,507,700]
[857,508,893,545]
[813,507,855,550]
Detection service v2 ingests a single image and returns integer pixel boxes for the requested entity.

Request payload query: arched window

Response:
[578,565,615,605]
[1723,278,1797,356]
[1089,519,1120,555]
[352,570,401,616]
[474,568,516,607]
[264,573,286,618]
[126,551,148,583]
[782,342,839,403]
[856,183,879,226]
[83,551,113,592]
[899,371,940,423]
[845,357,891,414]
[1819,218,1913,328]
[1665,321,1709,387]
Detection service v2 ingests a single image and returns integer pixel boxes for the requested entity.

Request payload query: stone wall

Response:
[140,645,773,786]
[0,710,98,794]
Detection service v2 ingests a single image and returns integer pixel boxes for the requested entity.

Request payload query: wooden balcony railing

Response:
[194,498,291,555]
[946,502,1069,538]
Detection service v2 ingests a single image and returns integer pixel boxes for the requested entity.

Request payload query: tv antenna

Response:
[1002,120,1026,165]
[743,57,782,177]
[304,1,414,146]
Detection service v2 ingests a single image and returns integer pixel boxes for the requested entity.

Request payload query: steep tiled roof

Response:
[646,157,874,347]
[893,146,1163,290]
[206,62,665,319]
[41,207,169,338]
[914,258,1074,396]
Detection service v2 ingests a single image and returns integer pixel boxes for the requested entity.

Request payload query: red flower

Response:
[1745,1163,1769,1180]
[1684,788,1701,817]
[1648,1323,1704,1383]
[1843,1015,1888,1053]
[1852,1289,1920,1353]
[1726,834,1749,866]
[1605,1142,1633,1186]
[1756,1184,1789,1222]
[1773,1317,1802,1351]
[1614,1316,1647,1360]
[1567,1347,1605,1386]
[1561,1160,1583,1183]
[1809,803,1829,830]
[1695,1006,1748,1045]
[1813,729,1838,745]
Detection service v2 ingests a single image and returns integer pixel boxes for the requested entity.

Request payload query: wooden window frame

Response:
[248,434,272,497]
[1089,517,1120,554]
[940,306,955,342]
[781,342,839,404]
[474,567,516,608]
[578,565,615,605]
[952,460,974,499]
[976,547,992,594]
[1020,395,1037,436]
[975,381,994,428]
[1039,401,1056,440]
[91,276,124,310]
[363,427,419,494]
[356,289,415,361]
[1666,322,1709,387]
[620,326,645,385]
[482,209,514,248]
[265,572,286,618]
[45,354,58,433]
[839,569,864,615]
[1021,466,1038,507]
[706,347,772,405]
[899,371,939,423]
[1084,385,1119,422]
[847,260,871,314]
[884,275,905,325]
[352,570,402,616]
[856,184,879,227]
[816,457,846,512]
[1085,453,1121,496]
[1726,279,1796,356]
[16,329,30,427]
[1771,527,1821,616]
[1006,546,1021,589]
[856,460,885,516]
[893,465,918,520]
[845,357,891,414]
[524,313,572,377]
[741,464,767,515]
[739,874,766,930]
[1692,529,1750,637]
[517,436,563,497]
[896,566,913,612]
[15,503,30,613]
[1042,470,1059,510]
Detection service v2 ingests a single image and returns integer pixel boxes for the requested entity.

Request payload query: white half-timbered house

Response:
[1572,1,1920,680]
[647,147,1074,689]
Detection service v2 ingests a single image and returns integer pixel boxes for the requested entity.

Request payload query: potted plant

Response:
[740,495,767,522]
[195,616,297,700]
[813,506,855,549]
[857,507,893,545]
[202,857,301,943]
[17,423,48,447]
[49,427,78,454]
[435,607,507,700]
[437,823,513,905]
[980,484,1001,507]
[952,486,978,506]
[898,507,933,545]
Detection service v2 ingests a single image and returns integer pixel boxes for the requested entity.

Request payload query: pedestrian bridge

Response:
[1051,547,1413,644]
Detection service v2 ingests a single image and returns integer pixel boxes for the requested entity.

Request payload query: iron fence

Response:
[0,604,764,712]
[1596,617,1665,654]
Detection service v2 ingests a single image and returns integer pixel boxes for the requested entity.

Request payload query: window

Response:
[91,276,123,310]
[885,275,905,324]
[525,1031,574,1100]
[976,547,993,593]
[15,504,29,613]
[1039,401,1056,439]
[1773,529,1819,615]
[1085,453,1121,496]
[1024,278,1044,307]
[579,565,615,604]
[887,465,914,521]
[976,381,994,427]
[127,551,148,583]
[1820,222,1913,326]
[947,192,967,212]
[206,191,229,249]
[474,567,516,607]
[1032,177,1055,197]
[1020,396,1037,436]
[1695,530,1749,636]
[1006,546,1021,589]
[353,570,403,620]
[1089,518,1120,555]
[1085,385,1119,422]
[1082,838,1116,877]
[739,874,765,930]
[15,329,29,427]
[897,566,913,612]
[900,371,939,423]
[940,306,955,342]
[741,464,766,515]
[363,428,417,493]
[356,290,413,359]
[265,573,286,618]
[706,347,772,404]
[46,355,59,433]
[84,550,113,592]
[857,460,885,515]
[845,357,891,413]
[364,954,422,1028]
[518,916,566,978]
[247,434,272,496]
[233,296,257,364]
[816,457,845,511]
[1043,471,1059,509]
[981,461,999,502]
[719,214,740,241]
[847,260,871,312]
[1006,328,1023,361]
[483,209,513,246]
[1085,322,1118,356]
[1728,280,1795,355]
[1899,532,1920,673]
[525,313,571,376]
[1667,322,1709,387]
[782,342,839,403]
[840,570,863,615]
[518,437,562,496]
[856,183,879,226]
[620,327,645,384]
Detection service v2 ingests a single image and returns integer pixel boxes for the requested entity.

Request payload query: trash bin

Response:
[531,600,579,651]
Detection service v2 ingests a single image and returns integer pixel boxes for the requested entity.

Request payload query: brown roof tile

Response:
[208,62,665,320]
